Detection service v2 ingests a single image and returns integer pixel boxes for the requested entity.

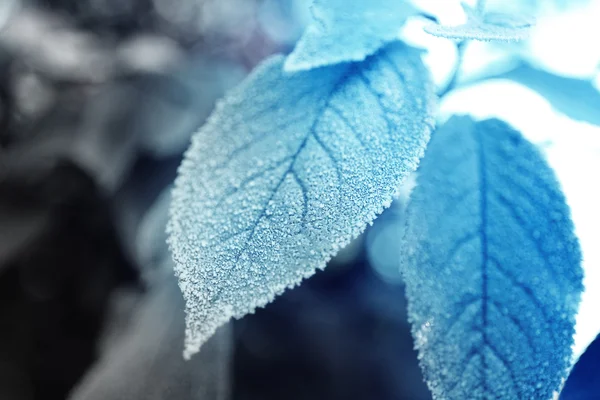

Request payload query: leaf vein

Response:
[227,70,356,266]
[291,167,309,229]
[215,155,294,208]
[491,190,562,282]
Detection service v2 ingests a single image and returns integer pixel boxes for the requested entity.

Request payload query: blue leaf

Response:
[458,62,600,126]
[401,116,583,399]
[284,0,418,72]
[561,334,600,399]
[497,63,600,126]
[424,4,534,42]
[167,42,435,359]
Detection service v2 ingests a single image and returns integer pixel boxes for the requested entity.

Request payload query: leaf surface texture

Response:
[402,116,583,399]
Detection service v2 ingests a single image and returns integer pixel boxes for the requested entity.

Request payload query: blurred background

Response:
[0,0,598,399]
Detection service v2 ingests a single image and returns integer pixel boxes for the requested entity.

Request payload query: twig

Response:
[419,12,439,24]
[476,0,487,14]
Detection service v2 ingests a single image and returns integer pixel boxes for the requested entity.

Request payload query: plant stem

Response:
[438,40,468,98]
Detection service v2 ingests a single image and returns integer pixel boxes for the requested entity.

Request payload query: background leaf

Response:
[401,116,583,399]
[70,183,233,400]
[284,0,418,72]
[468,63,600,126]
[167,42,435,359]
[68,278,232,400]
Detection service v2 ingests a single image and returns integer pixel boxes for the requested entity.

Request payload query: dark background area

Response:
[0,1,433,399]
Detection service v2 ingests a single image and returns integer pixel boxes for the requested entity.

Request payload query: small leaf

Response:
[284,0,418,72]
[401,117,583,399]
[425,4,534,42]
[167,42,435,359]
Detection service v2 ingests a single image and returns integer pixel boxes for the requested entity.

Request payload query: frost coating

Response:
[168,42,435,359]
[284,0,418,72]
[402,117,583,399]
[424,5,534,42]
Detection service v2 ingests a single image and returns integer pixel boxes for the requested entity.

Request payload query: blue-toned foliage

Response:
[425,4,534,42]
[401,116,583,399]
[459,62,600,126]
[496,63,600,126]
[284,0,418,72]
[561,334,600,399]
[167,42,435,358]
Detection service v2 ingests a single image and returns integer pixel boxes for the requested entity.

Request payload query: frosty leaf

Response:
[424,4,534,42]
[284,0,418,72]
[401,117,583,399]
[167,42,435,359]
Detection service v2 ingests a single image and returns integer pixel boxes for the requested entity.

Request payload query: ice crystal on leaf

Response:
[425,4,534,42]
